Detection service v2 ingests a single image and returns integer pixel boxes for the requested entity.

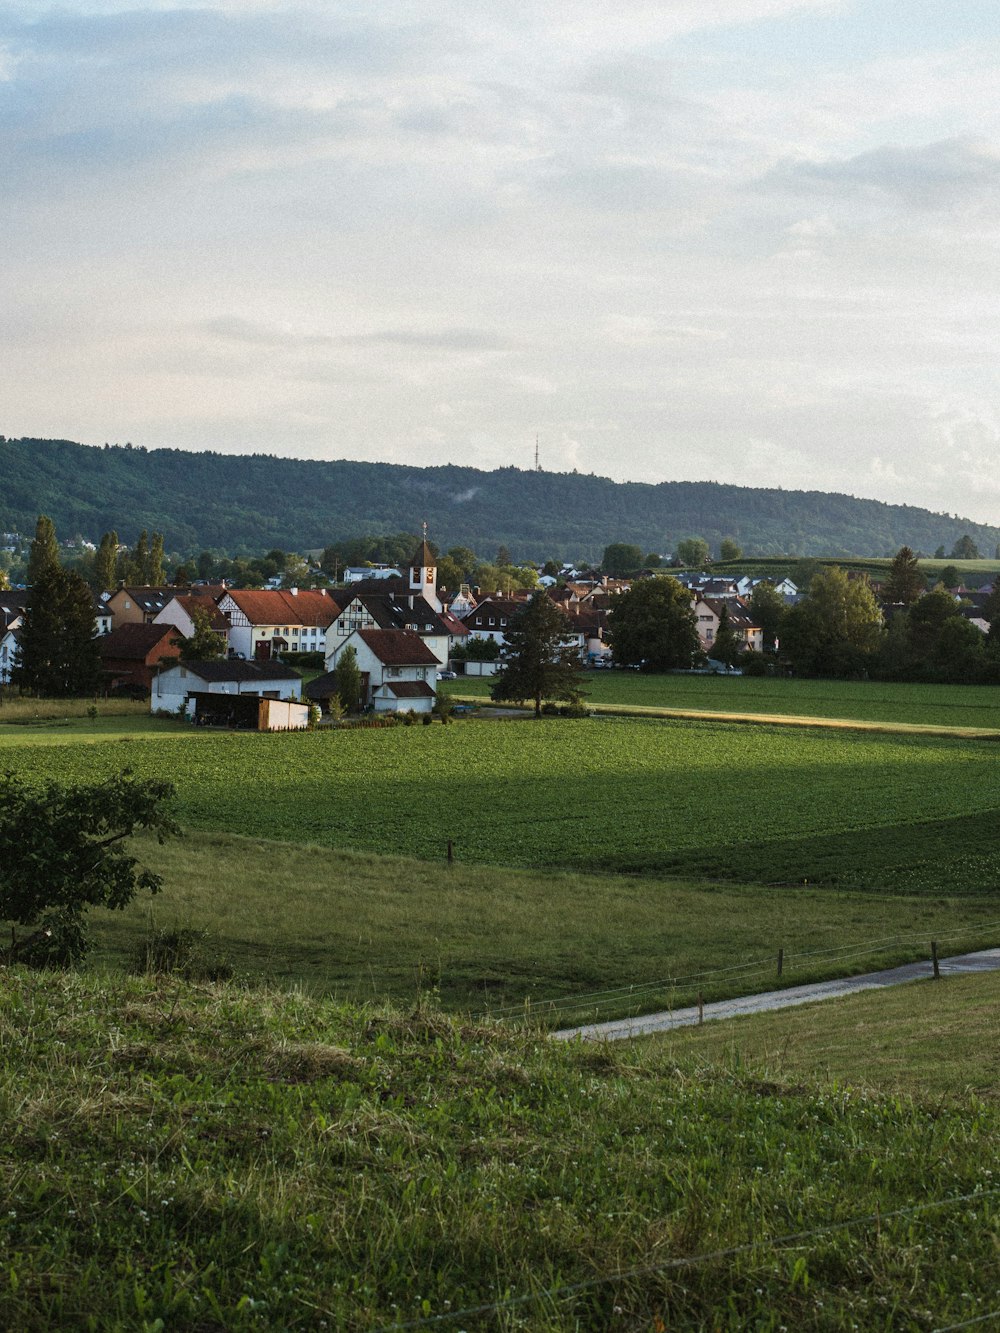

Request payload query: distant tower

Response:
[409,522,441,613]
[534,434,541,472]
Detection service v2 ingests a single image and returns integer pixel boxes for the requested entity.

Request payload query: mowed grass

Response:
[86,829,1000,1027]
[664,968,1000,1102]
[5,967,1000,1331]
[445,671,1000,729]
[5,716,1000,890]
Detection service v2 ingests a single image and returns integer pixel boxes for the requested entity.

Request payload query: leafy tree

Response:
[711,602,742,667]
[93,531,119,591]
[173,565,192,586]
[179,605,227,661]
[780,567,883,676]
[463,636,500,661]
[950,535,980,561]
[0,772,177,965]
[491,591,583,718]
[643,552,662,569]
[675,536,711,568]
[749,581,786,653]
[601,543,644,577]
[436,555,465,591]
[26,515,60,587]
[333,645,362,713]
[197,551,215,580]
[609,576,701,671]
[934,545,946,560]
[14,564,102,696]
[448,546,479,579]
[932,615,985,680]
[147,532,166,585]
[280,554,311,588]
[883,546,925,605]
[907,587,963,662]
[719,537,742,562]
[984,582,1000,644]
[0,567,8,591]
[938,566,960,590]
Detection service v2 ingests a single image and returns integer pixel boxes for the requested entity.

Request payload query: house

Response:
[105,586,179,629]
[151,660,304,727]
[153,592,229,642]
[324,537,466,667]
[99,622,181,694]
[218,588,342,660]
[461,595,530,645]
[693,597,762,654]
[327,628,439,713]
[0,628,19,685]
[343,565,401,584]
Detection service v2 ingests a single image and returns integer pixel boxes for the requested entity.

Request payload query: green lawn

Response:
[5,717,1000,891]
[5,967,1000,1331]
[84,829,1000,1026]
[445,670,1000,728]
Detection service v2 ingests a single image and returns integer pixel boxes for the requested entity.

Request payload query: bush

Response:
[130,927,235,982]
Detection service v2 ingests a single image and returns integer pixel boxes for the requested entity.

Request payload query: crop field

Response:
[445,671,1000,729]
[4,716,1000,892]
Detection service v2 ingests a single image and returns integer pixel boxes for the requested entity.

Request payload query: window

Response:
[500,618,507,626]
[488,617,495,626]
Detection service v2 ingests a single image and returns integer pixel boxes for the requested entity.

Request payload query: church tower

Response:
[409,527,441,613]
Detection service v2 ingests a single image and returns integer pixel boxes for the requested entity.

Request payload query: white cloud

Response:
[2,1,1000,528]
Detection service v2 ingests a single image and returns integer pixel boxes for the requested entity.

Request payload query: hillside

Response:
[2,435,999,561]
[4,966,1000,1331]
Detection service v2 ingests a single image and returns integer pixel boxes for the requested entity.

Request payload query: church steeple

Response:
[409,525,441,612]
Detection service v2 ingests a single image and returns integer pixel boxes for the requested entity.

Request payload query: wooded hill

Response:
[2,434,999,562]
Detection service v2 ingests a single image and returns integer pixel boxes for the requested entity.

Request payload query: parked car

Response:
[438,669,457,680]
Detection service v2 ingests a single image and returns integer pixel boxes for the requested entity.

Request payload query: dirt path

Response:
[553,947,1000,1042]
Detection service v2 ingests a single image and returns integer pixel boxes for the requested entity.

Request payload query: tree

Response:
[333,645,362,713]
[147,532,166,585]
[13,563,102,696]
[93,531,119,591]
[179,605,227,661]
[608,576,701,670]
[780,567,883,676]
[601,543,644,577]
[496,544,512,567]
[26,515,60,587]
[711,602,742,667]
[644,552,662,569]
[950,535,980,561]
[883,546,925,605]
[0,771,177,965]
[749,581,786,653]
[938,566,960,590]
[719,537,743,562]
[675,536,711,568]
[491,591,583,718]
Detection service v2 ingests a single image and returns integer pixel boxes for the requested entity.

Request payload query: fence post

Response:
[697,992,704,1025]
[447,839,454,865]
[777,947,784,978]
[931,940,940,980]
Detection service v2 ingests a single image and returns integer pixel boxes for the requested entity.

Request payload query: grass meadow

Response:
[444,670,1000,730]
[87,830,1000,1028]
[4,967,1000,1331]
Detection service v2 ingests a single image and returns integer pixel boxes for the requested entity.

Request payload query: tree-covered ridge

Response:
[3,435,1000,561]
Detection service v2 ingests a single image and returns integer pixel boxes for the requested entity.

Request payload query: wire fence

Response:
[480,916,1000,1024]
[373,1184,1000,1331]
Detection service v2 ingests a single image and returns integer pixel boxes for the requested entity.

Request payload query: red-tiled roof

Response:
[356,628,440,665]
[99,622,179,660]
[223,588,343,627]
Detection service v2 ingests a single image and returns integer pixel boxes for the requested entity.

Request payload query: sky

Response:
[2,1,1000,521]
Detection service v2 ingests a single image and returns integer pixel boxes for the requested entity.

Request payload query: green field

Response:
[5,718,1000,892]
[446,670,1000,729]
[82,829,1000,1027]
[5,967,1000,1332]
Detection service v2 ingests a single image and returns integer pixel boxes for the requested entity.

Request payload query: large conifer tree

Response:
[490,591,582,718]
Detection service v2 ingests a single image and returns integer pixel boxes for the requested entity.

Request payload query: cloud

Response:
[768,137,1000,209]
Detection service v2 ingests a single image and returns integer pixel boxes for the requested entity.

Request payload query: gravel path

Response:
[553,947,1000,1043]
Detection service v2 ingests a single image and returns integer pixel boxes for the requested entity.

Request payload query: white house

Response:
[328,627,439,713]
[152,660,303,721]
[218,588,341,660]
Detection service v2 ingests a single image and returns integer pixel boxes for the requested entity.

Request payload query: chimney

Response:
[290,587,298,596]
